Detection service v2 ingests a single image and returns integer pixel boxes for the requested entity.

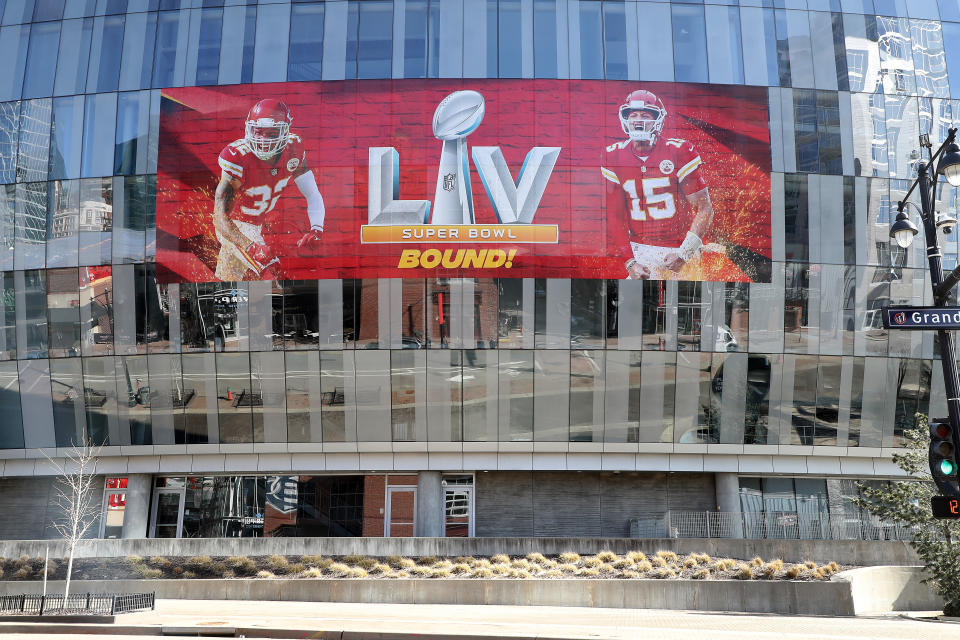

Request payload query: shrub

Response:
[803,560,817,570]
[581,556,602,568]
[454,556,475,566]
[186,556,213,570]
[559,552,581,564]
[288,563,305,575]
[369,563,391,575]
[182,571,196,579]
[510,558,533,571]
[509,568,531,579]
[491,563,511,576]
[626,551,646,563]
[559,563,578,573]
[614,557,634,570]
[451,563,471,575]
[749,556,764,567]
[349,568,368,578]
[652,568,675,579]
[389,571,409,579]
[596,551,618,563]
[526,552,548,565]
[147,556,168,567]
[693,569,710,580]
[429,568,451,579]
[328,563,352,577]
[266,555,289,572]
[222,570,235,579]
[621,570,640,579]
[576,567,600,577]
[419,556,439,566]
[124,555,143,565]
[343,554,365,565]
[598,563,616,574]
[682,556,698,569]
[635,560,653,573]
[228,557,257,575]
[211,562,229,577]
[650,556,666,568]
[256,570,275,579]
[135,566,163,579]
[655,550,678,563]
[471,567,494,578]
[490,554,509,564]
[301,567,323,578]
[735,564,753,580]
[357,557,379,570]
[827,561,839,573]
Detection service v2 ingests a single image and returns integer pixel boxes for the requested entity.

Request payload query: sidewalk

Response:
[0,600,956,640]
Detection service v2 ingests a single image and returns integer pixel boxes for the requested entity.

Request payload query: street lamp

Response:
[889,127,960,498]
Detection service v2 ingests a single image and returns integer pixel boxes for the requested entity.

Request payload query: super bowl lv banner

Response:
[157,80,771,283]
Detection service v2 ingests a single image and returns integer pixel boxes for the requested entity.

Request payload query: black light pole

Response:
[891,128,960,498]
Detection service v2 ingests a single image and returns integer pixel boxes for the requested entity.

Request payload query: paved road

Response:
[2,600,960,639]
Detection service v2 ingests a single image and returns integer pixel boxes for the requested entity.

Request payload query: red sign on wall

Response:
[157,80,771,283]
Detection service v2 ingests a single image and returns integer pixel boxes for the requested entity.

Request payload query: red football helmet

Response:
[245,99,292,160]
[619,90,666,146]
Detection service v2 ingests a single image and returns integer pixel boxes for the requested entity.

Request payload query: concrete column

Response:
[121,474,152,539]
[715,473,744,539]
[415,472,444,537]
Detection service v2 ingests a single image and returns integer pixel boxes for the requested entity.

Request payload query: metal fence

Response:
[0,592,154,616]
[629,511,918,541]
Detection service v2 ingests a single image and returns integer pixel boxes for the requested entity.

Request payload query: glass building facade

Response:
[0,0,957,540]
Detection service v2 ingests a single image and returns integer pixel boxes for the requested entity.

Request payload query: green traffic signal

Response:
[941,459,958,476]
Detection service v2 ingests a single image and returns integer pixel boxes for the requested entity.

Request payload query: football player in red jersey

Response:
[212,98,326,281]
[602,90,717,280]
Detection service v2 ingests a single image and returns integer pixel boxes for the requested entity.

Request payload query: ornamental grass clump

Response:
[418,556,438,566]
[148,556,170,567]
[785,564,803,579]
[749,556,764,567]
[655,550,678,563]
[543,569,563,578]
[614,557,635,570]
[357,557,378,570]
[266,555,290,572]
[133,565,162,579]
[451,562,471,575]
[577,566,600,577]
[510,558,533,571]
[300,567,323,578]
[490,554,509,564]
[650,556,667,568]
[343,554,365,565]
[693,569,710,580]
[735,563,754,580]
[471,567,494,578]
[327,562,352,577]
[559,552,580,564]
[581,555,603,568]
[526,552,549,565]
[124,555,143,565]
[491,562,511,576]
[256,570,274,579]
[596,551,618,563]
[621,570,640,579]
[635,559,653,573]
[227,556,257,575]
[186,555,213,570]
[652,567,675,579]
[559,563,578,573]
[626,551,646,563]
[369,563,391,575]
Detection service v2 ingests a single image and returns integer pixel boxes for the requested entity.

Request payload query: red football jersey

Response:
[217,134,309,226]
[602,137,707,258]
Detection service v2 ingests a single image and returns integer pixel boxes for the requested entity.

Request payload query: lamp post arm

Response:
[936,265,960,303]
[898,128,958,212]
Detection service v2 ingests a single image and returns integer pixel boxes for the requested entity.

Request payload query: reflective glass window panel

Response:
[50,357,86,446]
[216,352,252,443]
[674,351,713,444]
[636,1,673,82]
[578,1,602,80]
[152,9,189,88]
[85,15,123,93]
[672,5,708,83]
[843,13,880,94]
[78,177,112,265]
[355,350,390,441]
[63,0,95,19]
[398,279,425,350]
[462,349,497,441]
[21,20,58,99]
[817,91,842,175]
[282,280,319,350]
[498,349,533,441]
[393,349,426,442]
[288,3,324,81]
[846,356,865,446]
[344,279,379,348]
[285,351,322,443]
[146,353,181,445]
[45,180,77,268]
[191,8,222,86]
[320,351,347,442]
[356,0,392,79]
[943,22,960,100]
[53,18,93,96]
[891,358,926,448]
[1,0,33,25]
[179,282,216,352]
[912,20,948,98]
[46,268,79,358]
[16,269,46,358]
[786,354,818,445]
[218,5,256,86]
[815,356,841,446]
[181,352,217,444]
[637,351,675,444]
[114,92,151,177]
[569,349,604,442]
[252,3,289,83]
[877,16,916,95]
[940,0,960,21]
[602,2,627,80]
[19,359,54,447]
[14,181,46,270]
[642,280,669,350]
[0,360,21,448]
[677,282,702,352]
[111,263,140,355]
[499,0,522,78]
[783,174,809,260]
[0,272,15,359]
[82,355,119,446]
[79,265,113,356]
[118,11,157,91]
[710,352,748,445]
[496,278,525,347]
[706,5,744,85]
[743,354,774,445]
[427,279,451,349]
[0,25,29,102]
[533,0,557,78]
[472,279,498,349]
[533,350,569,441]
[784,262,812,353]
[0,101,19,185]
[570,279,604,348]
[251,351,286,443]
[0,187,10,271]
[144,269,174,354]
[113,175,148,263]
[117,354,151,445]
[426,350,460,442]
[49,96,84,181]
[16,98,51,183]
[402,0,427,78]
[33,0,65,22]
[81,92,117,178]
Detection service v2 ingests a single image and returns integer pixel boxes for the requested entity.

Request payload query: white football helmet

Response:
[619,89,666,146]
[244,98,292,160]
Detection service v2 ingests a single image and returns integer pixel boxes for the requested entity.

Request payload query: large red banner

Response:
[157,80,771,283]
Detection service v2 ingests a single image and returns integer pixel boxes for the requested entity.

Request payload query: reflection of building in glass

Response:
[79,200,112,232]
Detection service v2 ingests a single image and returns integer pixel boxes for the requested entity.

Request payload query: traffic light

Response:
[929,418,960,498]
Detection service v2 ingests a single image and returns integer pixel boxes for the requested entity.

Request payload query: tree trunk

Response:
[64,547,74,601]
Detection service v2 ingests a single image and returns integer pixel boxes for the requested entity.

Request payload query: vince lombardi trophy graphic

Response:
[431,90,485,225]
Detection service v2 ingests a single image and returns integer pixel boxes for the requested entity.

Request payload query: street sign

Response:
[931,495,960,518]
[883,306,960,330]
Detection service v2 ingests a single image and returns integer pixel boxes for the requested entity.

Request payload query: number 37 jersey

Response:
[601,137,706,255]
[217,134,309,226]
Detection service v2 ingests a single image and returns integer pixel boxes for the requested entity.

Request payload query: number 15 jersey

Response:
[217,133,309,227]
[601,137,706,259]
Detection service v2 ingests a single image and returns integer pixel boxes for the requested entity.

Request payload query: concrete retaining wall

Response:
[0,537,918,567]
[0,578,857,616]
[835,566,943,614]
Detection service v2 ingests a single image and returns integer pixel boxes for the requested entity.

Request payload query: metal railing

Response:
[0,592,154,616]
[629,511,918,541]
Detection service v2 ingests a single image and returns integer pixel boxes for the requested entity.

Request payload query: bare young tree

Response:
[44,442,102,600]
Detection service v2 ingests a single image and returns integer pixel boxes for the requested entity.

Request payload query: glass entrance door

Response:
[444,486,473,537]
[150,490,184,538]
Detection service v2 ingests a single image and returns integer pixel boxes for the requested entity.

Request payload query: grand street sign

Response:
[883,306,960,330]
